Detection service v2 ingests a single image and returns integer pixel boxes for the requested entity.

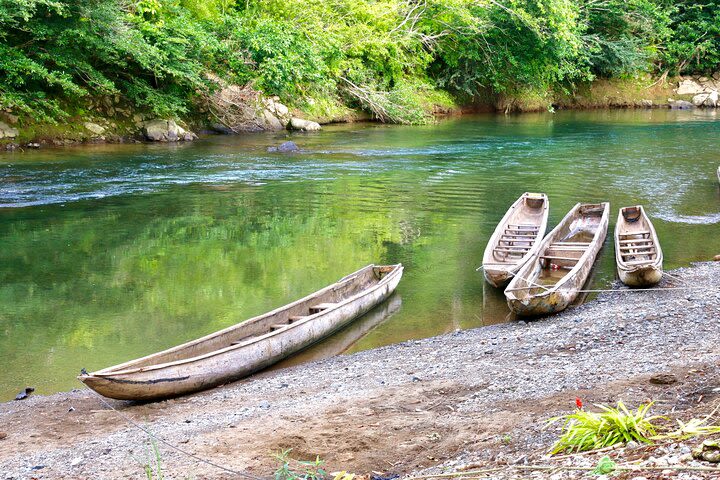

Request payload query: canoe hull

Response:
[482,192,549,288]
[505,203,609,317]
[614,206,663,287]
[618,264,663,287]
[79,265,402,401]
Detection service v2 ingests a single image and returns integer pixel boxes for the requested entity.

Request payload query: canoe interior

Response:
[483,192,548,267]
[616,206,659,267]
[93,265,396,375]
[510,203,607,299]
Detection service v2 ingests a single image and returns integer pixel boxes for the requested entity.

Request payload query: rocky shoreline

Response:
[1,262,719,479]
[2,75,720,152]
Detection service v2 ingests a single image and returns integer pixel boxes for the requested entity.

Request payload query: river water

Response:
[1,110,719,400]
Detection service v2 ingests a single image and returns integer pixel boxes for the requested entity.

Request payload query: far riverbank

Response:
[1,262,719,479]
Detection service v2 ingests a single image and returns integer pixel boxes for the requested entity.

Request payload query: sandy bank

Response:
[1,262,719,479]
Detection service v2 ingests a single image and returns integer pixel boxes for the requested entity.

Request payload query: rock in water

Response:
[268,141,299,153]
[288,117,321,132]
[668,99,694,110]
[142,119,196,142]
[15,386,35,400]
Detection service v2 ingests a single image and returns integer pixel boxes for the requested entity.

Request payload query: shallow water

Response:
[1,109,719,399]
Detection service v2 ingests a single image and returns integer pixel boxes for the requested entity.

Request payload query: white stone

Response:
[289,117,321,131]
[0,121,19,139]
[83,122,105,135]
[677,79,706,95]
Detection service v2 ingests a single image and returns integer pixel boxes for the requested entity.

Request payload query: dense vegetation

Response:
[1,0,719,125]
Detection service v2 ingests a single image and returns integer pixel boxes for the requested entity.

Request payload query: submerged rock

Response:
[14,387,34,401]
[668,99,694,110]
[268,141,299,153]
[288,117,321,132]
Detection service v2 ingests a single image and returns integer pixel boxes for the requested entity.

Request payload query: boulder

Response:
[83,122,106,135]
[639,99,653,108]
[0,121,19,139]
[142,119,196,142]
[694,90,719,107]
[668,99,694,110]
[288,117,321,132]
[268,141,299,153]
[262,110,284,131]
[677,79,706,95]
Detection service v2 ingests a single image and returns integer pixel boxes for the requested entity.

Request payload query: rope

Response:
[477,265,719,294]
[80,382,266,480]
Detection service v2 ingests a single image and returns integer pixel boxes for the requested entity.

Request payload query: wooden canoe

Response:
[505,202,609,317]
[717,165,720,184]
[482,192,549,288]
[78,264,403,401]
[615,206,663,287]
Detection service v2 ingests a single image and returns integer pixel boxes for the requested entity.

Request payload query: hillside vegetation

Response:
[1,0,719,126]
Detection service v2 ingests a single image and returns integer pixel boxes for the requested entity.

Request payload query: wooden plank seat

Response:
[504,230,538,236]
[553,241,591,246]
[624,258,657,265]
[288,315,307,322]
[309,302,338,314]
[620,245,655,252]
[619,230,650,238]
[619,239,653,245]
[271,324,289,330]
[500,234,535,240]
[507,224,539,230]
[548,245,588,251]
[494,246,531,253]
[540,255,581,262]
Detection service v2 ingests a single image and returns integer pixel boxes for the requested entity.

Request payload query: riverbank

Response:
[3,74,718,152]
[1,261,719,479]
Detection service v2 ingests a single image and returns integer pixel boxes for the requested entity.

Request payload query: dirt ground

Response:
[1,262,719,479]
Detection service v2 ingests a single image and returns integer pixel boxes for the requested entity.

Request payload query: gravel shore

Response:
[1,262,719,479]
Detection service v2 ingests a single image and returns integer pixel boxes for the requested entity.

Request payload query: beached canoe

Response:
[717,165,720,184]
[482,192,549,287]
[79,264,403,401]
[615,206,663,287]
[505,202,609,317]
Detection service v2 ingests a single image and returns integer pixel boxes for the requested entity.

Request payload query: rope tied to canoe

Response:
[80,382,265,479]
[476,265,719,294]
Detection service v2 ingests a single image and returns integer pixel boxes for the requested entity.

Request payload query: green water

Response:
[1,110,719,400]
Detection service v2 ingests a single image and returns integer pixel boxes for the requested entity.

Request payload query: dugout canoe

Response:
[78,264,403,401]
[482,192,549,288]
[505,202,609,317]
[717,165,720,184]
[615,206,663,287]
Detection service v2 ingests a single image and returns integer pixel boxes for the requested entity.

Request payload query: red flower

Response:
[575,397,584,410]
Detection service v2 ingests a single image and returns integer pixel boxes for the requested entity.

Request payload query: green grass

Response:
[546,401,666,454]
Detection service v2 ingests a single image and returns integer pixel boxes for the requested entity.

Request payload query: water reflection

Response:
[1,110,719,399]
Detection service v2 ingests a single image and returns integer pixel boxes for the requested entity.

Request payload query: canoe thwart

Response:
[309,302,338,313]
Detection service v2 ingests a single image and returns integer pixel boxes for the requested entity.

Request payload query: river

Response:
[1,109,719,400]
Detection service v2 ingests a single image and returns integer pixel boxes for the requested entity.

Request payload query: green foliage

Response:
[1,0,718,126]
[546,401,665,454]
[274,449,327,480]
[662,0,720,74]
[592,456,617,475]
[142,438,164,480]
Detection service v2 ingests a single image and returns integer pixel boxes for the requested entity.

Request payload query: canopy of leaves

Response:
[0,0,717,124]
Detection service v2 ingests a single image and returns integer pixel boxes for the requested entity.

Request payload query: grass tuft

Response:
[546,400,666,454]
